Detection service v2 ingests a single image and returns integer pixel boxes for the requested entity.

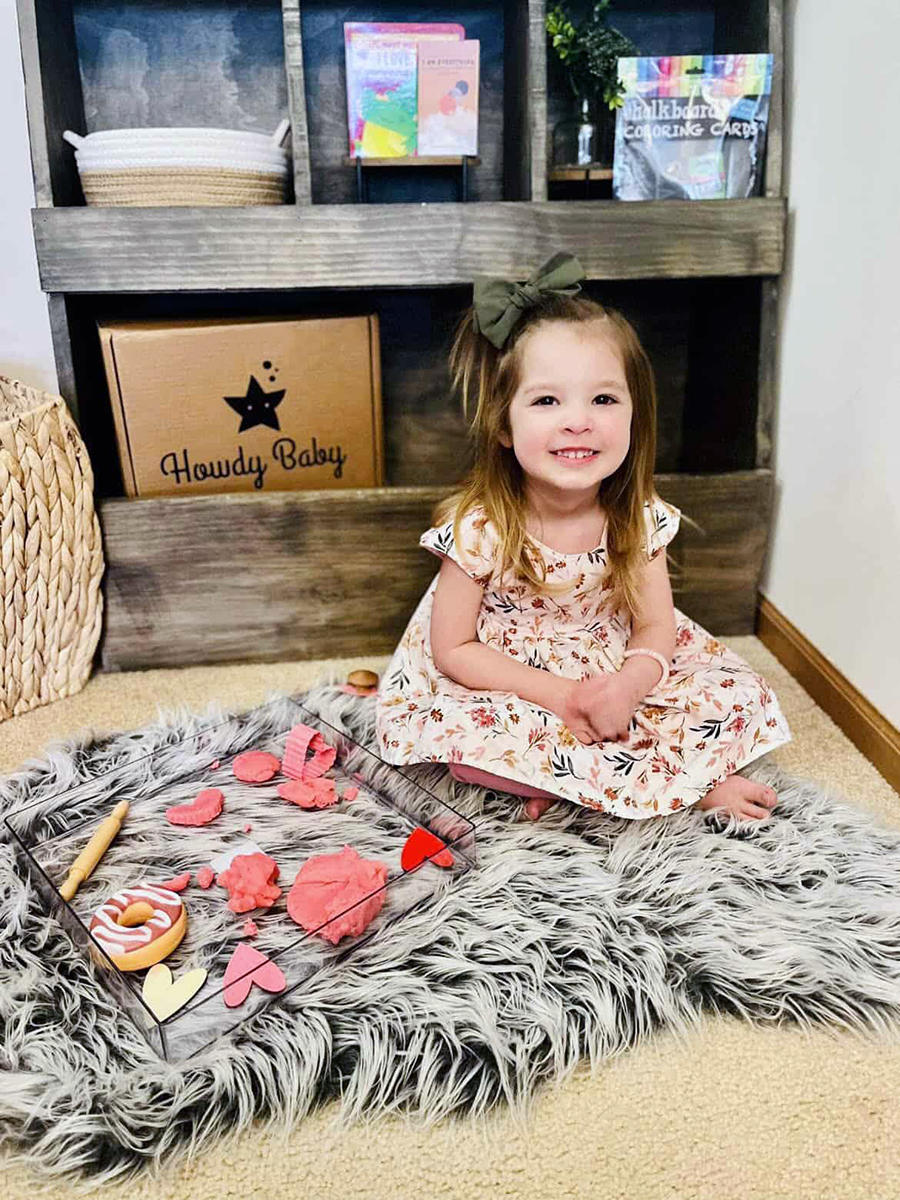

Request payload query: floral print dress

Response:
[374,497,792,820]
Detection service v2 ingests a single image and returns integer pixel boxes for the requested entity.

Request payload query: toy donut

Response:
[89,885,187,972]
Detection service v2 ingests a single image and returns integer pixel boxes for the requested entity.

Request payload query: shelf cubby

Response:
[62,275,763,508]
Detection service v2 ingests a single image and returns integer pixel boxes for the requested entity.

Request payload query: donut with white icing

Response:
[89,885,187,972]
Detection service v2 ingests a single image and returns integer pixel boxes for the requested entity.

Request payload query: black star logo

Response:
[224,375,285,432]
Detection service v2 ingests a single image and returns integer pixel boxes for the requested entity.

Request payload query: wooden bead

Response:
[346,669,378,691]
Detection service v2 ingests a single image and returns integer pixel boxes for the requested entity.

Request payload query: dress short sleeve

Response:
[643,494,681,561]
[419,505,498,587]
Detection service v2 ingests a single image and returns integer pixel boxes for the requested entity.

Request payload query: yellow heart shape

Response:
[142,962,208,1021]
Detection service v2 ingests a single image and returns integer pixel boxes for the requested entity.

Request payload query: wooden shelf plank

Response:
[98,471,773,671]
[33,198,785,292]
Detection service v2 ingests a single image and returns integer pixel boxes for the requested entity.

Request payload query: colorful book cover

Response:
[613,54,773,201]
[344,23,465,158]
[417,40,480,156]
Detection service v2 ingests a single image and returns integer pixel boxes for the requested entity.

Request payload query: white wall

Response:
[762,0,900,728]
[0,0,57,394]
[2,0,897,726]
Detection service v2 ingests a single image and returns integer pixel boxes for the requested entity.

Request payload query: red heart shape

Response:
[222,942,286,1008]
[401,827,455,872]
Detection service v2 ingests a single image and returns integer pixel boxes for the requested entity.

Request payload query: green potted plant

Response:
[546,0,637,167]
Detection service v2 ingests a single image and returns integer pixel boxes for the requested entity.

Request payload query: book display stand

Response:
[350,155,479,202]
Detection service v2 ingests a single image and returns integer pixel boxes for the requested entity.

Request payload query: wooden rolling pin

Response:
[59,799,129,901]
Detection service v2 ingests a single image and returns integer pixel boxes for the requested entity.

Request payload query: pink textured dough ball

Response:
[287,845,388,945]
[217,852,281,914]
[278,777,337,809]
[196,866,215,889]
[233,751,281,783]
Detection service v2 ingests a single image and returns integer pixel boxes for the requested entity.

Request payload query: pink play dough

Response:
[217,852,281,913]
[278,777,337,810]
[343,787,359,802]
[243,919,259,938]
[196,866,215,889]
[159,871,191,892]
[287,845,388,945]
[233,751,281,783]
[282,725,336,781]
[165,787,224,826]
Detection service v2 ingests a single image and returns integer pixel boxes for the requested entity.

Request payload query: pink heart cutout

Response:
[222,942,286,1008]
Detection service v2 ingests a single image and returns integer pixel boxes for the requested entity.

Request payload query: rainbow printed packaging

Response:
[613,54,773,201]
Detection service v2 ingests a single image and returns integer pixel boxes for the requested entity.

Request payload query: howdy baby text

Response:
[159,437,348,489]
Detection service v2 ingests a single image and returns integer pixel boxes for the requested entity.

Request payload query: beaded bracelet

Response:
[622,648,670,691]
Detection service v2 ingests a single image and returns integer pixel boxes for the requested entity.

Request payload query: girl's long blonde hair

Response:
[434,291,683,619]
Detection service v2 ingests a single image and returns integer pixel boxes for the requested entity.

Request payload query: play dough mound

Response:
[217,852,281,913]
[287,845,389,945]
[196,866,215,889]
[277,777,337,809]
[165,787,224,826]
[232,751,281,783]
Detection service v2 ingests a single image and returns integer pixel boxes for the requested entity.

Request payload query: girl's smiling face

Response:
[500,319,633,501]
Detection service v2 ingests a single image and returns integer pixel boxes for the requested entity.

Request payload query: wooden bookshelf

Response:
[16,0,787,669]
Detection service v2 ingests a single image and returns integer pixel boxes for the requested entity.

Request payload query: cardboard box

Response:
[98,314,384,497]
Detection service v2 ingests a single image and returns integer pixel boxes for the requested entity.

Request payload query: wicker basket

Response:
[0,377,104,720]
[78,166,288,207]
[63,125,291,207]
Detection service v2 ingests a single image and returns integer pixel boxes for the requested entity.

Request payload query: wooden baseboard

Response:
[756,596,900,795]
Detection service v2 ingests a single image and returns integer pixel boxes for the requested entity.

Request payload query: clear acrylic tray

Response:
[4,696,477,1062]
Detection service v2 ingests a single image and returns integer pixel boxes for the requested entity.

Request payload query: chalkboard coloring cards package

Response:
[613,54,773,201]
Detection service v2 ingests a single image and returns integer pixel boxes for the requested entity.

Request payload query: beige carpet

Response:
[1,640,899,1199]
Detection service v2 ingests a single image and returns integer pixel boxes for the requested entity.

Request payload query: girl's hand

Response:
[556,673,638,745]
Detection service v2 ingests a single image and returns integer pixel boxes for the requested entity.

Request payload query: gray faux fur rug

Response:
[3,682,900,1187]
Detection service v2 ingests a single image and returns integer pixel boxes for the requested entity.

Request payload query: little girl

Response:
[375,252,791,822]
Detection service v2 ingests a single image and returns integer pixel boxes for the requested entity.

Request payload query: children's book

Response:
[612,54,773,201]
[417,40,480,156]
[344,22,465,158]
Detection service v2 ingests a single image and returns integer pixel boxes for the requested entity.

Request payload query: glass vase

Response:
[552,97,599,167]
[552,99,618,169]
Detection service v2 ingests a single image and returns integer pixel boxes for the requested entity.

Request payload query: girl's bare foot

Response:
[698,775,778,821]
[525,797,557,821]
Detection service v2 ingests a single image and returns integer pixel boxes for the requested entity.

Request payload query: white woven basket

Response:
[0,376,104,721]
[63,121,291,207]
[74,150,289,172]
[75,125,288,147]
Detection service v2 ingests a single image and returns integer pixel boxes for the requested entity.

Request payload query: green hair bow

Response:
[472,252,586,349]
